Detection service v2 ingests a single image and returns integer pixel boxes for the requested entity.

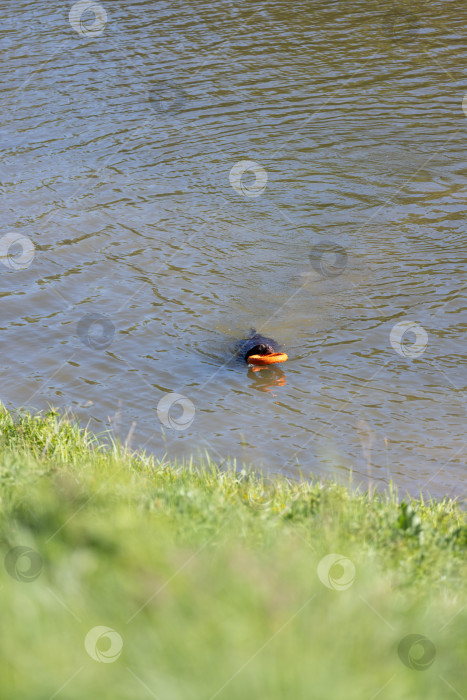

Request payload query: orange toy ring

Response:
[247,352,288,366]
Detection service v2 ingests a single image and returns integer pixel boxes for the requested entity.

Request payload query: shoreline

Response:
[1,406,466,698]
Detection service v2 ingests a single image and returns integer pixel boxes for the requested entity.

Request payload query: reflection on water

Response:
[1,0,466,497]
[248,366,287,394]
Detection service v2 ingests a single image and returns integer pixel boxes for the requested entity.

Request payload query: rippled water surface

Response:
[2,0,466,497]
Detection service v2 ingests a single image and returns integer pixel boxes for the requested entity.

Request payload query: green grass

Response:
[0,407,466,700]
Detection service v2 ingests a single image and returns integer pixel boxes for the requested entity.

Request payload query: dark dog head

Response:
[245,343,275,361]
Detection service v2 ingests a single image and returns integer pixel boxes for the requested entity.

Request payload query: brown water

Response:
[1,0,466,497]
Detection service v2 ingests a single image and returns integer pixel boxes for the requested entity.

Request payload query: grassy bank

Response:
[1,407,466,699]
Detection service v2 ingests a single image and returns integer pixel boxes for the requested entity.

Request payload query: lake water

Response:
[2,0,466,497]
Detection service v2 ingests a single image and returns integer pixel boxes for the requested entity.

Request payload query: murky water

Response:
[1,0,466,497]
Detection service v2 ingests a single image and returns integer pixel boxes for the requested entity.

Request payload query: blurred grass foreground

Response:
[0,407,466,699]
